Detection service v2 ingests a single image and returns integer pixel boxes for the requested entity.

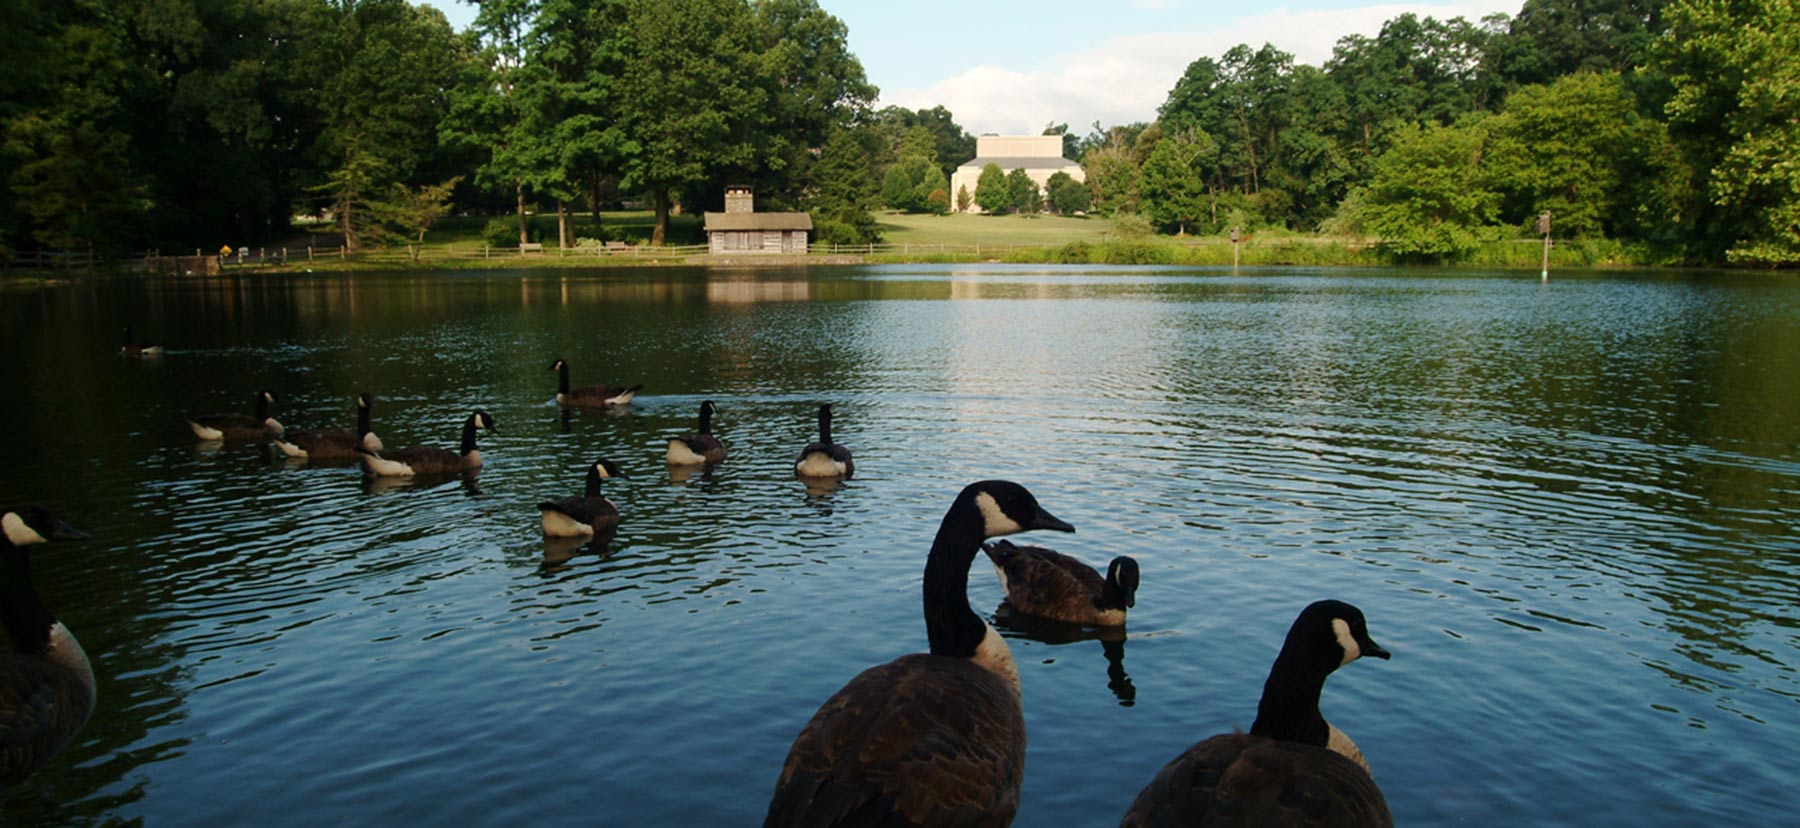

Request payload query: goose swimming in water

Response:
[1118,599,1393,828]
[360,411,495,478]
[765,480,1075,828]
[550,358,642,407]
[538,459,627,537]
[794,404,853,479]
[187,390,282,441]
[666,400,726,466]
[982,540,1137,627]
[273,392,383,461]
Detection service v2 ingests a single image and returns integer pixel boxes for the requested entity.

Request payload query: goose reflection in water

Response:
[991,606,1136,705]
[360,472,483,498]
[666,464,723,489]
[540,531,615,575]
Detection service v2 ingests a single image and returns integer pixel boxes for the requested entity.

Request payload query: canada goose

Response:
[119,325,162,357]
[550,358,642,407]
[1118,600,1394,828]
[360,411,496,477]
[1,505,94,786]
[273,392,384,460]
[188,390,283,441]
[982,540,1137,626]
[666,400,726,465]
[539,458,627,537]
[764,480,1075,828]
[794,404,853,479]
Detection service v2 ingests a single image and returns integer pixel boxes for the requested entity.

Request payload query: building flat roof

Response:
[956,156,1080,171]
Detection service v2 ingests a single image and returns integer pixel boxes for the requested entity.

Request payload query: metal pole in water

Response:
[1537,211,1552,281]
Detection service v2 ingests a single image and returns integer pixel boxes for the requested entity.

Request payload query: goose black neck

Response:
[585,467,603,497]
[923,490,987,659]
[0,547,54,654]
[818,407,833,445]
[253,394,270,421]
[556,362,570,395]
[356,401,372,438]
[1249,650,1332,745]
[460,417,480,455]
[697,405,713,435]
[123,326,133,345]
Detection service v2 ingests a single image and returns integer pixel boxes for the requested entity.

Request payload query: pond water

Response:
[1,265,1797,827]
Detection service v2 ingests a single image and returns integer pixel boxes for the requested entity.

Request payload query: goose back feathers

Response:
[188,390,283,441]
[1119,600,1394,828]
[982,540,1137,626]
[794,404,853,479]
[667,400,726,465]
[765,480,1074,828]
[551,359,642,407]
[274,392,383,460]
[1,506,94,787]
[361,411,495,477]
[539,459,626,537]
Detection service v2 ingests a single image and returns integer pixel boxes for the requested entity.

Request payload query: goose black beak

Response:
[1031,511,1075,533]
[1362,640,1392,660]
[51,520,89,542]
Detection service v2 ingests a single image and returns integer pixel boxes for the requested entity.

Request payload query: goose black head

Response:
[549,358,566,372]
[472,411,498,433]
[357,392,373,410]
[593,458,627,480]
[1290,600,1390,670]
[260,390,278,404]
[1108,556,1141,608]
[2,506,89,548]
[965,480,1075,539]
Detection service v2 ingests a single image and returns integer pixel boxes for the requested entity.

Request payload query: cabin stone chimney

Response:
[724,185,754,214]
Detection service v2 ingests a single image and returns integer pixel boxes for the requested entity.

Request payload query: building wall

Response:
[949,163,1086,214]
[975,135,1064,158]
[708,230,809,254]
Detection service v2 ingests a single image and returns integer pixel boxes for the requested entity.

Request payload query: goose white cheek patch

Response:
[975,493,1024,537]
[1332,618,1361,665]
[3,512,48,546]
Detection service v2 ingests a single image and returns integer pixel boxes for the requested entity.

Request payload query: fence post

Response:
[308,245,314,263]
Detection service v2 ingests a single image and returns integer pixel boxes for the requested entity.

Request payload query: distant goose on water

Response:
[793,404,853,479]
[119,326,162,357]
[539,458,627,537]
[1,505,94,787]
[273,392,383,460]
[550,358,642,407]
[1119,599,1394,828]
[982,539,1137,627]
[360,411,496,478]
[666,400,726,466]
[764,480,1075,828]
[188,390,283,441]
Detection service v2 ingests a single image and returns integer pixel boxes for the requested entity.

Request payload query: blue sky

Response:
[421,0,1520,135]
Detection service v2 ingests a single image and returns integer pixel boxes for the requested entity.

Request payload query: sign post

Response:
[1230,226,1241,270]
[1536,211,1552,281]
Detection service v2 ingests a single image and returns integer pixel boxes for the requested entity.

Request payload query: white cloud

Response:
[883,2,1515,136]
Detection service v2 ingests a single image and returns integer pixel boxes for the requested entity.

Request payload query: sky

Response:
[421,0,1522,137]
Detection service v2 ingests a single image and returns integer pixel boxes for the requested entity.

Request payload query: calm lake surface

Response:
[1,265,1797,826]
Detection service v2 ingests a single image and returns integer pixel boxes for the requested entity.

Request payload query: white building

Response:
[949,135,1085,213]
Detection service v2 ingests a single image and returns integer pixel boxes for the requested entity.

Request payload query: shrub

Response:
[482,218,520,248]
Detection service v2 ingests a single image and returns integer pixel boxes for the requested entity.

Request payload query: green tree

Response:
[1497,0,1668,86]
[975,163,1009,213]
[1139,131,1212,234]
[746,0,875,206]
[366,176,463,260]
[1656,0,1800,264]
[1045,171,1091,215]
[1080,126,1144,216]
[1005,168,1039,214]
[1355,121,1501,261]
[956,185,972,213]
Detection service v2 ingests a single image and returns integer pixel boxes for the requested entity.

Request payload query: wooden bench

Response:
[519,242,545,254]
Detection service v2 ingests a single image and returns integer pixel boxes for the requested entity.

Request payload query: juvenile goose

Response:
[550,358,642,407]
[794,404,854,479]
[187,390,283,441]
[1,505,94,787]
[765,480,1075,828]
[119,325,162,357]
[1119,600,1394,828]
[538,458,627,537]
[273,392,384,460]
[360,411,496,478]
[982,540,1138,626]
[666,400,726,465]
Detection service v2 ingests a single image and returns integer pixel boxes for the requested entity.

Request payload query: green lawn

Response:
[874,212,1116,246]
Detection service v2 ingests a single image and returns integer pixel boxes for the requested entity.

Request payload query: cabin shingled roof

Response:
[703,212,814,231]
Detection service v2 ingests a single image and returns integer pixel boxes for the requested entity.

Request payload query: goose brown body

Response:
[1119,600,1393,828]
[982,540,1137,626]
[1,506,93,787]
[361,411,494,478]
[765,480,1075,828]
[667,400,726,465]
[550,359,641,407]
[275,392,383,460]
[188,390,282,441]
[119,326,162,357]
